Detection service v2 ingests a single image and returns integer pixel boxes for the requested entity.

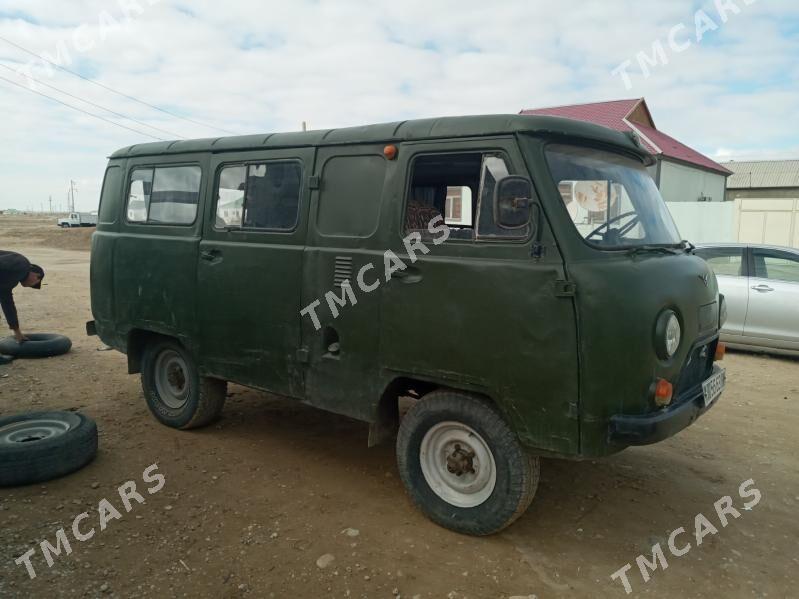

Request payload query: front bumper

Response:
[609,365,724,446]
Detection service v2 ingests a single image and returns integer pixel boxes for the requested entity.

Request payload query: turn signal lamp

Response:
[715,342,726,361]
[654,378,673,407]
[383,145,398,160]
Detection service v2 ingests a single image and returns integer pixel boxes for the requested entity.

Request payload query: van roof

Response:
[109,114,652,161]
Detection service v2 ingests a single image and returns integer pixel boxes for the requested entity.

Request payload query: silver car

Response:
[695,244,799,356]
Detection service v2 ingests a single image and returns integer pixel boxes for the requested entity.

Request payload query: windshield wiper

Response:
[627,245,681,257]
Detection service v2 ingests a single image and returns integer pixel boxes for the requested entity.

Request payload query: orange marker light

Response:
[715,342,726,361]
[383,145,398,160]
[654,378,673,407]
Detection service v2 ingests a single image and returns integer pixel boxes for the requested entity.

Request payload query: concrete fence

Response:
[666,202,738,244]
[666,199,799,248]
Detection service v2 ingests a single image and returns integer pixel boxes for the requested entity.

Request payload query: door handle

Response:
[751,284,774,292]
[200,249,222,262]
[391,267,422,284]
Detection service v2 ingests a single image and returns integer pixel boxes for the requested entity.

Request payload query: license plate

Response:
[702,368,726,408]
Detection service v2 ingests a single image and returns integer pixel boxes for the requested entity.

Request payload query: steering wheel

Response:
[586,210,640,242]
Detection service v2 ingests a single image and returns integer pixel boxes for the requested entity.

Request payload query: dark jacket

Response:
[0,250,31,329]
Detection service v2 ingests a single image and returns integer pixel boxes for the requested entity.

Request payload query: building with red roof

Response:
[521,98,731,203]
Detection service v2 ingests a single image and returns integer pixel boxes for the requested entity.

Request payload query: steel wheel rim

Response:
[0,418,73,444]
[419,421,497,508]
[154,349,190,409]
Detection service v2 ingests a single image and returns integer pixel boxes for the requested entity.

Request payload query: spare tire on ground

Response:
[0,411,98,486]
[0,333,72,358]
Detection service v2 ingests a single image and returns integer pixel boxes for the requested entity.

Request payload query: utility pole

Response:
[66,180,78,212]
[49,195,52,213]
[69,180,77,212]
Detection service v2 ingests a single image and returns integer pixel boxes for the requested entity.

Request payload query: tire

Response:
[141,338,226,429]
[0,411,98,487]
[0,354,14,365]
[396,390,539,536]
[0,333,72,358]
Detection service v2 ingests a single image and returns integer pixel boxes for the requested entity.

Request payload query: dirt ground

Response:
[0,217,797,598]
[0,215,94,252]
[0,214,94,251]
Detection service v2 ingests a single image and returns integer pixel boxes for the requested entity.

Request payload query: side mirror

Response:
[494,176,533,230]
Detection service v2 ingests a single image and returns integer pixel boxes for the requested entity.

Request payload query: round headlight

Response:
[655,310,682,360]
[665,313,681,357]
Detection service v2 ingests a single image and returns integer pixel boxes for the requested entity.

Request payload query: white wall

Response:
[659,160,727,203]
[666,201,738,244]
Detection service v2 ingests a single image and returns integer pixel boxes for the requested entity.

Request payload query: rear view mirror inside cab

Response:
[494,176,534,230]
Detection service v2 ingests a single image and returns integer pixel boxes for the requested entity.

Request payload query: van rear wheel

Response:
[141,339,226,429]
[396,390,539,536]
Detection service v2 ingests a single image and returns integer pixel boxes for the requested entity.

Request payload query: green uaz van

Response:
[88,115,726,535]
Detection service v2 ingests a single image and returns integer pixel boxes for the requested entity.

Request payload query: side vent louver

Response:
[334,256,353,288]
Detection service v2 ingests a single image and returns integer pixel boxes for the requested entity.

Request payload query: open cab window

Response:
[546,144,681,249]
[404,152,528,241]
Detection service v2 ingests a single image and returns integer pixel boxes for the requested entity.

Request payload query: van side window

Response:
[405,153,478,239]
[405,153,524,240]
[216,166,246,227]
[126,165,201,225]
[127,169,152,222]
[215,161,301,231]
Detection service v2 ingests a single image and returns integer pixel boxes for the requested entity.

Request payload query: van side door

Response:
[114,155,207,351]
[197,148,314,398]
[379,138,580,455]
[299,144,392,421]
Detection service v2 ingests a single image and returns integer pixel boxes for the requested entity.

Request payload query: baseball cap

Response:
[29,264,45,289]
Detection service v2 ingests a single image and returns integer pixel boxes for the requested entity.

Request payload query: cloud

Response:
[0,0,797,210]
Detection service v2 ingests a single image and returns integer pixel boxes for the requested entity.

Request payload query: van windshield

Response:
[545,144,682,249]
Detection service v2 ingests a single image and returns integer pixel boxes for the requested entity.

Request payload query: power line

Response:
[0,34,238,135]
[0,62,186,139]
[0,73,165,141]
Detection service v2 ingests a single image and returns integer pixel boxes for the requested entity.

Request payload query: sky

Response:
[0,0,797,212]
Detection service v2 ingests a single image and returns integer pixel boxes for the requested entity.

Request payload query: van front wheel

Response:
[141,339,226,429]
[396,391,539,536]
